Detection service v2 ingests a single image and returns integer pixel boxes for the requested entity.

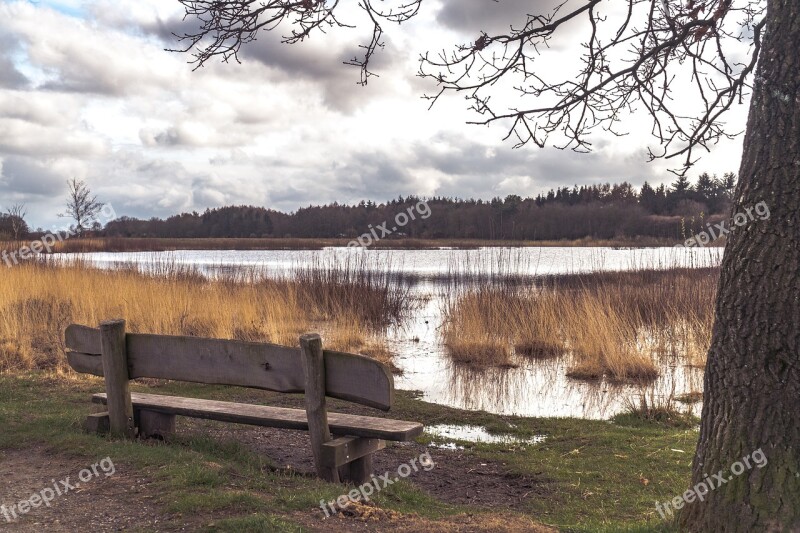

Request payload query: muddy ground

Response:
[0,419,555,532]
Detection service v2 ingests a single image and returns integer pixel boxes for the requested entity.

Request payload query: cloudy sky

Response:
[0,0,750,229]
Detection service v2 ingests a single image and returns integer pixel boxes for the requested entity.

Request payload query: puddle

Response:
[430,442,465,451]
[426,424,546,445]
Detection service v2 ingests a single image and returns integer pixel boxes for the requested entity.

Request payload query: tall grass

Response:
[441,267,718,381]
[289,254,411,327]
[0,258,411,373]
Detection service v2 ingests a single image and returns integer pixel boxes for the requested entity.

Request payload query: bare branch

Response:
[170,0,421,85]
[172,0,767,172]
[4,203,28,241]
[59,178,104,235]
[418,0,767,173]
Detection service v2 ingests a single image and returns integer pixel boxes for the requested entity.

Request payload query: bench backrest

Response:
[65,324,394,411]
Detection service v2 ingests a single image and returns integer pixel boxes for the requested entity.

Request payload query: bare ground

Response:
[0,447,182,532]
[186,419,553,510]
[0,420,554,532]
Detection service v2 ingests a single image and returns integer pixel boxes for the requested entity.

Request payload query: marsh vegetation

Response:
[442,267,716,382]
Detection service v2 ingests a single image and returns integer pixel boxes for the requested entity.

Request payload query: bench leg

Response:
[347,455,374,485]
[323,436,383,484]
[136,409,175,441]
[84,412,110,435]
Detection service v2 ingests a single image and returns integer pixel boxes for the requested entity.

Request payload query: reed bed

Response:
[0,257,411,373]
[441,266,718,381]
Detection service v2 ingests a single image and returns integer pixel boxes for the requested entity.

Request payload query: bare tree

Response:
[173,1,799,530]
[59,178,104,235]
[170,0,421,85]
[5,203,28,241]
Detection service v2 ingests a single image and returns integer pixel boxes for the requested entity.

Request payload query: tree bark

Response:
[681,1,800,531]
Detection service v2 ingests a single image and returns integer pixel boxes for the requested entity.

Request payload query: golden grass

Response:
[0,260,407,373]
[563,294,659,381]
[441,267,718,381]
[442,289,514,367]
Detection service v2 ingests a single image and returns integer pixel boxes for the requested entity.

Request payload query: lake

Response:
[57,246,721,419]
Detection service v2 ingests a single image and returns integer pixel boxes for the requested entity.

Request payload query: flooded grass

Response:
[441,266,718,382]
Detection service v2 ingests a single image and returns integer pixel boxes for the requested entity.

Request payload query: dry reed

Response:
[441,267,718,381]
[0,258,410,373]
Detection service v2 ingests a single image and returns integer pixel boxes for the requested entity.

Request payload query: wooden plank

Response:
[65,325,393,410]
[67,352,103,376]
[84,412,110,435]
[136,409,176,441]
[100,320,135,438]
[301,334,339,483]
[321,436,385,468]
[127,334,305,394]
[92,393,424,441]
[65,324,102,354]
[348,454,374,485]
[324,349,393,411]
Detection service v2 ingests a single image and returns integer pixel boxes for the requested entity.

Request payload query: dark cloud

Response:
[0,156,66,196]
[0,30,28,89]
[137,13,205,44]
[268,185,314,206]
[409,133,658,199]
[133,8,388,113]
[242,31,398,113]
[436,0,565,35]
[333,151,417,199]
[139,127,186,147]
[413,134,534,176]
[37,46,133,95]
[0,55,28,89]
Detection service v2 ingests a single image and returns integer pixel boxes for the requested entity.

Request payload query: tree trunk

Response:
[681,1,800,530]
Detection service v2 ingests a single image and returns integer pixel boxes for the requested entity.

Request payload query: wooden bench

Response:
[65,319,423,484]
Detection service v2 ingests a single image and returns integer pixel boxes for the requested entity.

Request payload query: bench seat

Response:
[93,392,424,442]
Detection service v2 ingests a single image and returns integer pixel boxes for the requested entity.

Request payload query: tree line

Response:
[98,173,735,242]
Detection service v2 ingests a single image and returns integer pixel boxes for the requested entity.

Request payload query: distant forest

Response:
[81,173,737,241]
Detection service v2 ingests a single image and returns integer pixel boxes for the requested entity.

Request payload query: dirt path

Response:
[0,422,554,532]
[0,447,180,532]
[188,419,552,510]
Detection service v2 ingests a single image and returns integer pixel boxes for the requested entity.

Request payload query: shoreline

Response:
[1,236,728,254]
